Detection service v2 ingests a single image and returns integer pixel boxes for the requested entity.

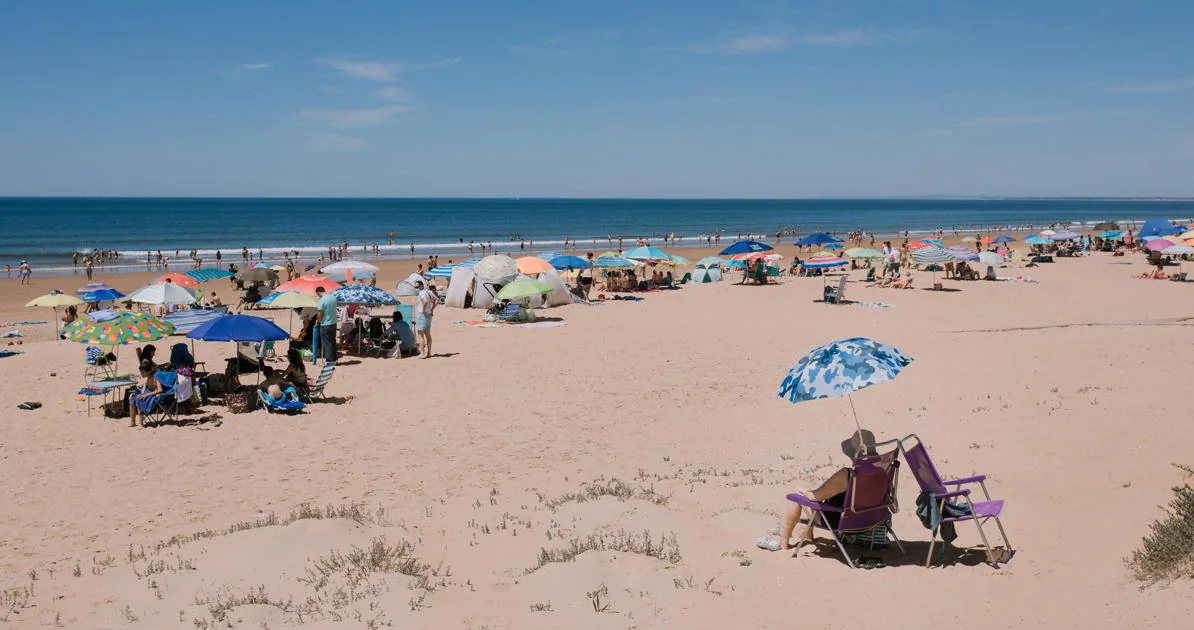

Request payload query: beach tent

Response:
[444,267,476,308]
[693,267,722,283]
[395,273,426,296]
[520,269,572,307]
[1138,218,1176,239]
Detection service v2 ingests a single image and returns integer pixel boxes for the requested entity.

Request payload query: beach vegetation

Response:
[538,478,670,511]
[1127,464,1194,585]
[528,529,681,573]
[155,502,385,552]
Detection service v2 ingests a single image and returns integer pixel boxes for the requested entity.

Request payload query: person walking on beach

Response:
[415,281,436,359]
[17,260,32,284]
[315,286,338,363]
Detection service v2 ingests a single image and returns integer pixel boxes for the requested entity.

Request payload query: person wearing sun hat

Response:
[761,429,878,551]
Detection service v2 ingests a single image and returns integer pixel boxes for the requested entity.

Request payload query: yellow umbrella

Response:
[26,293,85,336]
[269,265,286,272]
[26,293,84,308]
[516,256,554,274]
[264,291,318,309]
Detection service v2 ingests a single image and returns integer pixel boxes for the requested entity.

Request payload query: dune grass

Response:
[1127,464,1194,585]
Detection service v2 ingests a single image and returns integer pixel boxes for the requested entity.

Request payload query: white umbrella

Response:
[320,260,379,274]
[474,255,519,279]
[977,251,1003,266]
[127,283,197,306]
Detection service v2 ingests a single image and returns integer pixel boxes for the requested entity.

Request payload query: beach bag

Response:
[226,389,256,414]
[103,399,128,418]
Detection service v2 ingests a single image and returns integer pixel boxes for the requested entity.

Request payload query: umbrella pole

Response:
[846,394,863,436]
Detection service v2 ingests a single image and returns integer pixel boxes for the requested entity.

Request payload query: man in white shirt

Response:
[415,282,437,359]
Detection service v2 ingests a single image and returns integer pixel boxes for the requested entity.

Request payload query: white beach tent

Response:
[519,269,572,307]
[444,267,476,308]
[693,267,722,283]
[395,273,426,297]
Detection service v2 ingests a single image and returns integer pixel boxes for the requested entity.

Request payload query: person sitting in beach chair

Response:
[759,430,904,568]
[867,274,895,288]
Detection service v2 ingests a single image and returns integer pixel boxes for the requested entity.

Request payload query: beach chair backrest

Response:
[154,369,178,395]
[312,362,335,394]
[898,434,946,494]
[838,439,901,532]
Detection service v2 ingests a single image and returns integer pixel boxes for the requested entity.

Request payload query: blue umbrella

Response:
[718,240,774,256]
[594,257,637,268]
[992,235,1016,244]
[778,337,913,433]
[537,251,564,261]
[795,233,843,246]
[186,314,288,342]
[723,259,748,269]
[823,243,845,250]
[622,246,671,261]
[82,288,126,302]
[1024,235,1050,245]
[184,268,235,283]
[548,255,591,270]
[332,285,399,305]
[1099,231,1123,239]
[162,309,227,335]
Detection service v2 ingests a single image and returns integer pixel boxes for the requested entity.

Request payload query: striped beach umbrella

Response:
[75,281,115,295]
[803,256,848,269]
[946,247,979,261]
[154,273,199,288]
[906,241,936,250]
[162,309,226,335]
[184,268,234,283]
[912,247,956,265]
[63,310,174,346]
[594,257,637,268]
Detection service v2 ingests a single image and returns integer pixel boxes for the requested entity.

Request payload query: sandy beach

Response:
[1,244,1192,629]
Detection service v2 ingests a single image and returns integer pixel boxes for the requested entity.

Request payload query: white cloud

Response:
[375,86,410,102]
[305,133,366,152]
[687,28,927,55]
[300,105,415,129]
[317,56,461,82]
[506,29,618,56]
[235,63,274,71]
[1099,78,1194,94]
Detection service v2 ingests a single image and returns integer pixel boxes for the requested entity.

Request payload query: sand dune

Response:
[1,253,1193,628]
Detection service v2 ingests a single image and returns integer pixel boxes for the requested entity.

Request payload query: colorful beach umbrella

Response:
[946,247,978,261]
[1024,235,1051,245]
[778,337,913,433]
[331,284,399,306]
[154,273,199,288]
[906,241,937,250]
[803,256,848,269]
[516,256,555,274]
[183,268,235,283]
[1099,231,1123,240]
[719,240,774,256]
[992,235,1016,244]
[1144,239,1176,252]
[623,246,672,261]
[274,275,341,296]
[495,279,553,301]
[63,310,175,346]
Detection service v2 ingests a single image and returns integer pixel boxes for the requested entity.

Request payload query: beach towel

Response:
[0,349,24,359]
[1,321,47,327]
[515,321,565,329]
[458,320,499,328]
[1,331,22,338]
[850,302,893,309]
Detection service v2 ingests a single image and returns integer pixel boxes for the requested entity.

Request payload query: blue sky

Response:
[1,0,1192,197]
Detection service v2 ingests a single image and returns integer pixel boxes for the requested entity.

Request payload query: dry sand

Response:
[1,248,1193,628]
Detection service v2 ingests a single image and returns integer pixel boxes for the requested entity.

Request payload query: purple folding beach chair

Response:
[786,439,905,568]
[899,434,1013,567]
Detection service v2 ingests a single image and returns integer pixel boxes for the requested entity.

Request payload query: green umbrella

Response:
[495,279,553,301]
[669,255,691,265]
[845,247,884,259]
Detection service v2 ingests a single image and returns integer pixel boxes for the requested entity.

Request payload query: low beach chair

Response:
[677,272,691,286]
[84,346,118,381]
[785,440,905,568]
[496,303,523,322]
[258,386,305,413]
[899,434,1013,567]
[824,276,848,304]
[303,361,336,402]
[141,369,180,426]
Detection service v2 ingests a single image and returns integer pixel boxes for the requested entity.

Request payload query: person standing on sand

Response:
[315,286,338,363]
[18,260,32,284]
[415,281,436,359]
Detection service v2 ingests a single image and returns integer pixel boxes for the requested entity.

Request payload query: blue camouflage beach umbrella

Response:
[718,240,773,256]
[332,284,399,305]
[779,337,913,432]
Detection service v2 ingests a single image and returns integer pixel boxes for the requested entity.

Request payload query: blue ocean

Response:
[2,197,1192,274]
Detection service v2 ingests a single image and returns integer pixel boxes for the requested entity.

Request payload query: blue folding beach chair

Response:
[258,386,305,414]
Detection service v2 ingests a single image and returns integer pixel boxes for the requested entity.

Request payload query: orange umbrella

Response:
[153,273,199,288]
[979,235,993,244]
[516,256,554,274]
[906,241,937,250]
[274,275,342,296]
